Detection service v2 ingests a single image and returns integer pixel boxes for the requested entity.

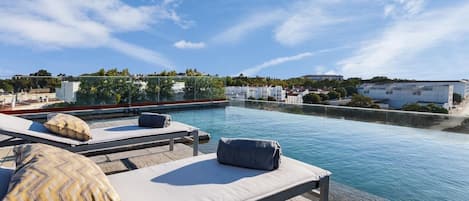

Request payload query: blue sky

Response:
[0,0,468,79]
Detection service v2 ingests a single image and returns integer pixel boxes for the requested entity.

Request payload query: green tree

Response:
[0,80,14,93]
[368,76,392,83]
[8,69,60,92]
[327,91,340,100]
[303,93,321,104]
[318,93,329,101]
[76,68,143,105]
[185,68,203,76]
[344,86,358,96]
[303,79,314,89]
[335,87,347,98]
[82,68,130,76]
[145,77,175,102]
[453,93,462,104]
[347,94,380,108]
[184,76,225,100]
[30,69,51,88]
[11,76,31,92]
[153,70,177,76]
[267,96,276,101]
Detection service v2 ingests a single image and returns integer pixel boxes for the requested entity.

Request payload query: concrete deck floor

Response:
[0,116,388,201]
[1,143,387,201]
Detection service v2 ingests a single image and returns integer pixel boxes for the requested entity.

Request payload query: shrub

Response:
[402,103,448,114]
[303,93,321,104]
[346,94,380,109]
[327,91,340,100]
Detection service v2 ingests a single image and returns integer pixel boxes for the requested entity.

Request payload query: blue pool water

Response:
[168,106,469,201]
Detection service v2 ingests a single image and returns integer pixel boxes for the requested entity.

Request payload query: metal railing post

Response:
[194,77,197,100]
[128,76,132,107]
[157,77,160,103]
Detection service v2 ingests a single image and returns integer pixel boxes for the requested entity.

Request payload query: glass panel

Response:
[74,76,132,107]
[0,75,61,111]
[231,99,469,134]
[0,75,228,113]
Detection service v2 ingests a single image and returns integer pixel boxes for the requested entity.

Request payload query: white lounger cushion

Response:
[0,113,81,145]
[88,121,194,144]
[0,113,195,146]
[107,153,331,201]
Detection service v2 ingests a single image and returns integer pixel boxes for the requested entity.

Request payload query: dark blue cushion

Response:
[0,167,14,199]
[216,138,281,171]
[138,113,171,128]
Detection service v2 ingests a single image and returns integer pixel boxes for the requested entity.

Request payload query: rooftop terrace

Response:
[0,108,391,201]
[1,76,469,200]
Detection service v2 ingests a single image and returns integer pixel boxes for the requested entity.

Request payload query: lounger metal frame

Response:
[0,129,199,156]
[258,175,330,201]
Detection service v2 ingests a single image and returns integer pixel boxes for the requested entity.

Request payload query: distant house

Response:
[285,89,309,104]
[303,75,344,81]
[55,81,80,103]
[357,82,456,110]
[172,81,185,93]
[225,86,286,101]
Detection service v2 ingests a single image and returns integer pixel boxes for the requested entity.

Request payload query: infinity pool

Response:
[168,106,469,201]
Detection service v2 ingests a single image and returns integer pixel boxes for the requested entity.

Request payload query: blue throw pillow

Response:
[216,138,281,171]
[138,113,171,128]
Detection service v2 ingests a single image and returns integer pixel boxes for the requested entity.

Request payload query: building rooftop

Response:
[302,75,344,78]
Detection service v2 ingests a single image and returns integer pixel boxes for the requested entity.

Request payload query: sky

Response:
[0,0,468,79]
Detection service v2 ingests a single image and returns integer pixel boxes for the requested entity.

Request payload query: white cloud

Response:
[0,0,190,67]
[384,0,425,18]
[212,10,285,43]
[400,0,425,16]
[314,66,337,75]
[108,39,172,68]
[173,40,206,49]
[213,1,345,46]
[384,5,396,17]
[237,45,348,76]
[338,2,469,78]
[274,3,345,46]
[238,52,313,76]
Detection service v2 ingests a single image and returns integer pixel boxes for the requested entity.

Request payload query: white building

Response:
[286,90,309,104]
[225,86,286,101]
[358,83,454,109]
[55,81,80,103]
[172,81,185,93]
[406,80,469,99]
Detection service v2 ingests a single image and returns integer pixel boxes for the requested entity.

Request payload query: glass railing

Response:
[230,99,469,134]
[0,75,227,113]
[2,74,467,135]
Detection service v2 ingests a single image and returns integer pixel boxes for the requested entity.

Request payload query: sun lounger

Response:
[0,113,199,155]
[107,153,331,201]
